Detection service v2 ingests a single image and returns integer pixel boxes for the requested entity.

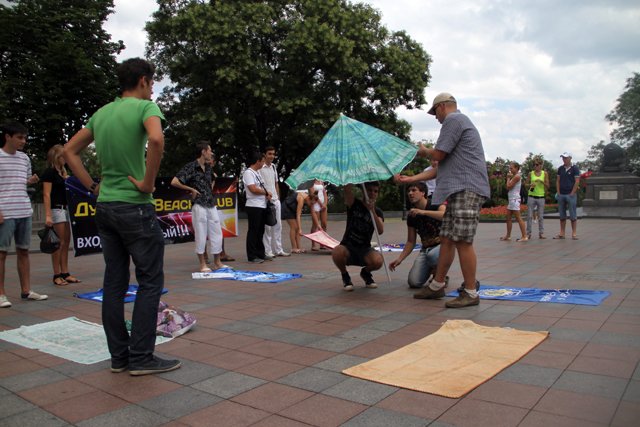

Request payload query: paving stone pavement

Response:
[1,217,639,426]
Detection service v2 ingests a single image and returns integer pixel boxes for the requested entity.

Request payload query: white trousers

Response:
[192,204,222,255]
[263,199,283,256]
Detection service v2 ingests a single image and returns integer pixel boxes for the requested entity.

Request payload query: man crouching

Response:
[332,182,384,291]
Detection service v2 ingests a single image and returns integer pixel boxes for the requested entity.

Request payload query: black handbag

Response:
[265,200,277,226]
[38,226,61,254]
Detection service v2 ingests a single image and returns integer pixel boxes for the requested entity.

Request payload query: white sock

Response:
[428,280,445,291]
[466,289,479,298]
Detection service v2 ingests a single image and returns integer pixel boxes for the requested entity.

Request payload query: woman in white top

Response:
[310,179,328,250]
[500,162,528,242]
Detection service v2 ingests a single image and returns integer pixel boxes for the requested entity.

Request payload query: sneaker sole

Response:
[365,284,378,289]
[343,285,354,292]
[445,300,480,308]
[110,366,128,373]
[129,361,181,376]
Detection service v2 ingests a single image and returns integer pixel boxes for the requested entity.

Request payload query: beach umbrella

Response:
[285,114,418,189]
[285,114,419,284]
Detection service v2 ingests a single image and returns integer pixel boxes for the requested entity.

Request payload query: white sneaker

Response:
[265,252,275,258]
[0,295,11,308]
[277,252,291,257]
[22,291,48,301]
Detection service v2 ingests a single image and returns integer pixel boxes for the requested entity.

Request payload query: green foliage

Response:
[146,0,431,179]
[576,140,606,174]
[605,72,640,175]
[0,0,123,159]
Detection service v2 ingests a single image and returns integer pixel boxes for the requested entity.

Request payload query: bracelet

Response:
[90,182,97,192]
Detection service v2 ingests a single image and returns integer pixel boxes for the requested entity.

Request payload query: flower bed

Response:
[480,204,557,220]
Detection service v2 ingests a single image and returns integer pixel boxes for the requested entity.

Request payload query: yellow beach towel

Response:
[343,319,548,398]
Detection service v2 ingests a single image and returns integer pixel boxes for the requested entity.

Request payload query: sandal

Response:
[499,236,511,241]
[53,274,68,286]
[572,235,579,240]
[220,256,236,262]
[291,249,302,254]
[200,267,212,273]
[516,237,529,242]
[539,234,546,239]
[553,235,565,239]
[61,273,81,283]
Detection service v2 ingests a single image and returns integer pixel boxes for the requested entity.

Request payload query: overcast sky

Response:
[105,0,640,167]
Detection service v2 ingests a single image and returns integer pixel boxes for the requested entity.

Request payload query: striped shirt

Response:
[0,148,33,219]
[432,111,490,205]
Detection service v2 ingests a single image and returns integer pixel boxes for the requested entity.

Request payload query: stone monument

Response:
[582,143,640,218]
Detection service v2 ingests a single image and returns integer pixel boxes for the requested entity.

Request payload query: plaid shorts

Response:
[441,190,486,243]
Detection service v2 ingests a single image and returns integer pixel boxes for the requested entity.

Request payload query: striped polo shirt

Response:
[0,148,33,219]
[432,111,491,205]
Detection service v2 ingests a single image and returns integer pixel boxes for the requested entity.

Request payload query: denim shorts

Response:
[0,217,32,251]
[557,193,577,221]
[51,208,69,224]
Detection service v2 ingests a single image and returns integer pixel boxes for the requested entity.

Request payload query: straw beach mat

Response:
[343,319,549,398]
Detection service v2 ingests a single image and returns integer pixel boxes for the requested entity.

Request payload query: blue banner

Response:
[446,286,610,306]
[74,285,168,303]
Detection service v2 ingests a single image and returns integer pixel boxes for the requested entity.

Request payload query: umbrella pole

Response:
[361,184,392,286]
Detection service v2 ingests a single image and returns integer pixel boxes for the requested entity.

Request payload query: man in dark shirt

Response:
[332,182,384,291]
[389,182,446,296]
[171,141,224,272]
[555,152,581,240]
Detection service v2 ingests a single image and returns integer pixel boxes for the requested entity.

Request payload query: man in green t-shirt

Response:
[64,58,180,376]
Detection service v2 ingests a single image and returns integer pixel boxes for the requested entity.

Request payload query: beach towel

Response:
[192,268,302,283]
[74,284,169,303]
[343,319,548,398]
[446,285,610,306]
[0,317,171,364]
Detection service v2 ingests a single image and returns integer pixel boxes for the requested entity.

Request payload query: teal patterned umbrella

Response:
[285,114,418,189]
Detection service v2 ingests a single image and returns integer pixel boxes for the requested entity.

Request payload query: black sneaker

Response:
[110,358,128,373]
[129,356,181,376]
[360,268,377,289]
[456,280,480,293]
[342,272,354,292]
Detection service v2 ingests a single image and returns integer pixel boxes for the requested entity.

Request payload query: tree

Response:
[606,72,640,175]
[146,0,431,178]
[0,0,123,159]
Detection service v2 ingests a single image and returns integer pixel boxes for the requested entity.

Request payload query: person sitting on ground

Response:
[389,182,447,296]
[500,161,528,242]
[332,182,384,291]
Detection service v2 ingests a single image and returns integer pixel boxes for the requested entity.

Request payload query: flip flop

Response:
[553,235,565,239]
[516,237,529,242]
[220,256,235,262]
[572,236,579,240]
[211,264,231,270]
[499,236,511,241]
[200,267,212,273]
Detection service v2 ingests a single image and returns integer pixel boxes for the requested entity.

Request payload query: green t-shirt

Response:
[86,97,165,204]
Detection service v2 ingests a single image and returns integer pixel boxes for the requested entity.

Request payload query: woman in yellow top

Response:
[525,159,549,239]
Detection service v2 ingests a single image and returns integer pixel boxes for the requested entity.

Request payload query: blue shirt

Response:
[432,111,490,204]
[557,164,580,195]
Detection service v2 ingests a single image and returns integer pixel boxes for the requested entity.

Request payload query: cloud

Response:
[104,0,640,167]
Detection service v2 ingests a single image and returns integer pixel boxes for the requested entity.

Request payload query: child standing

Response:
[500,162,528,242]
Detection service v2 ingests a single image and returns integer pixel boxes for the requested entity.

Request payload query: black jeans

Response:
[245,206,266,261]
[95,202,164,365]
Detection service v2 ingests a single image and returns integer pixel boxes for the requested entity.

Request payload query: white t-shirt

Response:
[259,163,279,201]
[243,168,267,208]
[423,166,436,196]
[0,148,33,219]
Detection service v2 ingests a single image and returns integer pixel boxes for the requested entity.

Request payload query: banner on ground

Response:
[446,286,610,306]
[66,176,238,257]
